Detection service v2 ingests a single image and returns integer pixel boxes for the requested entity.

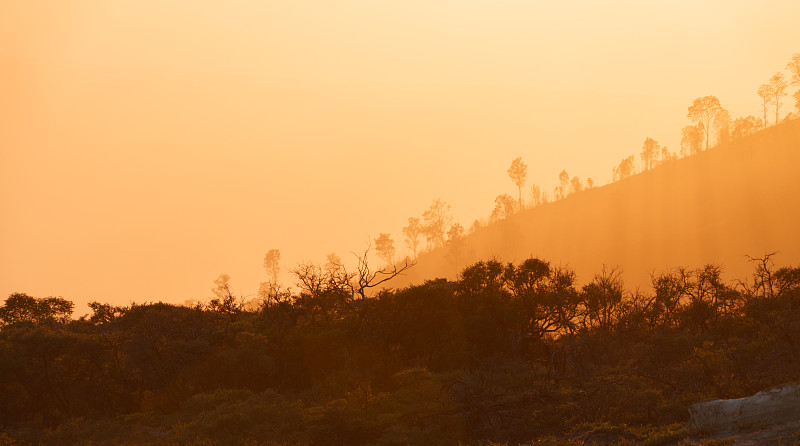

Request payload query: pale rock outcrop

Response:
[688,383,800,436]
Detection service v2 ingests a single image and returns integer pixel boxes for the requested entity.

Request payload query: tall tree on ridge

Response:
[507,157,527,210]
[687,96,723,151]
[768,72,788,124]
[788,54,800,112]
[402,217,422,260]
[640,137,660,171]
[758,84,772,129]
[422,199,452,248]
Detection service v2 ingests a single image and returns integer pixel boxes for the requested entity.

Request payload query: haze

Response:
[2,1,799,312]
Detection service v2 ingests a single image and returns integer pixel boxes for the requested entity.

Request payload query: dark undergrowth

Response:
[2,255,799,445]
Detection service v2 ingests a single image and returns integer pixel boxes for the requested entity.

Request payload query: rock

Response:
[688,383,800,436]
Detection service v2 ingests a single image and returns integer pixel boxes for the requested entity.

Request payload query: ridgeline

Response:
[399,118,800,289]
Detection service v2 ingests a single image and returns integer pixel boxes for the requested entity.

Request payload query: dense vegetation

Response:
[2,255,800,445]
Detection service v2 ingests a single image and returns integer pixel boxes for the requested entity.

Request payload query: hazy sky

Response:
[2,1,799,312]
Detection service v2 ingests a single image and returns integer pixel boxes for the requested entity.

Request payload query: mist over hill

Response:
[398,118,800,288]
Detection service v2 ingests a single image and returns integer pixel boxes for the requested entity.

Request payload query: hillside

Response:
[399,118,800,287]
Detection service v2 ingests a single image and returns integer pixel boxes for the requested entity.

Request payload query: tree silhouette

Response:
[374,233,395,267]
[351,246,414,300]
[569,176,582,195]
[687,96,723,150]
[260,249,281,302]
[788,53,800,112]
[507,157,527,209]
[580,266,624,332]
[768,72,788,124]
[713,108,731,146]
[0,293,73,326]
[788,53,800,85]
[87,301,127,324]
[402,217,422,260]
[490,193,516,222]
[660,146,674,164]
[209,274,242,322]
[529,184,544,207]
[613,156,635,181]
[447,223,465,243]
[325,253,343,276]
[422,199,451,248]
[680,125,703,156]
[758,84,772,128]
[265,249,281,286]
[640,137,660,171]
[556,170,569,200]
[446,223,466,264]
[731,116,760,140]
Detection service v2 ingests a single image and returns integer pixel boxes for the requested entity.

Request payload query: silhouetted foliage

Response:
[768,72,788,124]
[687,95,724,151]
[680,124,704,156]
[788,53,800,112]
[507,157,527,209]
[374,233,396,266]
[0,293,73,327]
[422,199,452,249]
[555,169,569,200]
[758,83,772,129]
[259,249,282,304]
[640,137,661,171]
[3,255,800,444]
[402,217,423,260]
[731,115,760,140]
[489,193,516,222]
[613,155,635,181]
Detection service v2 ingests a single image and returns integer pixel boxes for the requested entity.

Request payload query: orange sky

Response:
[2,1,799,313]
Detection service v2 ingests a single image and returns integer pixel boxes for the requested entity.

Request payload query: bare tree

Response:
[351,245,415,300]
[507,157,527,209]
[291,262,326,298]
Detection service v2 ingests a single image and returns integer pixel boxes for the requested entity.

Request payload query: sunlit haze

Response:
[2,1,799,313]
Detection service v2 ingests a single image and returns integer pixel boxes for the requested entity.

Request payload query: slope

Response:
[397,118,800,288]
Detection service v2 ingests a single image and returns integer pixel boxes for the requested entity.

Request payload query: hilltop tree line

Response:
[614,53,800,182]
[366,53,800,264]
[2,255,800,444]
